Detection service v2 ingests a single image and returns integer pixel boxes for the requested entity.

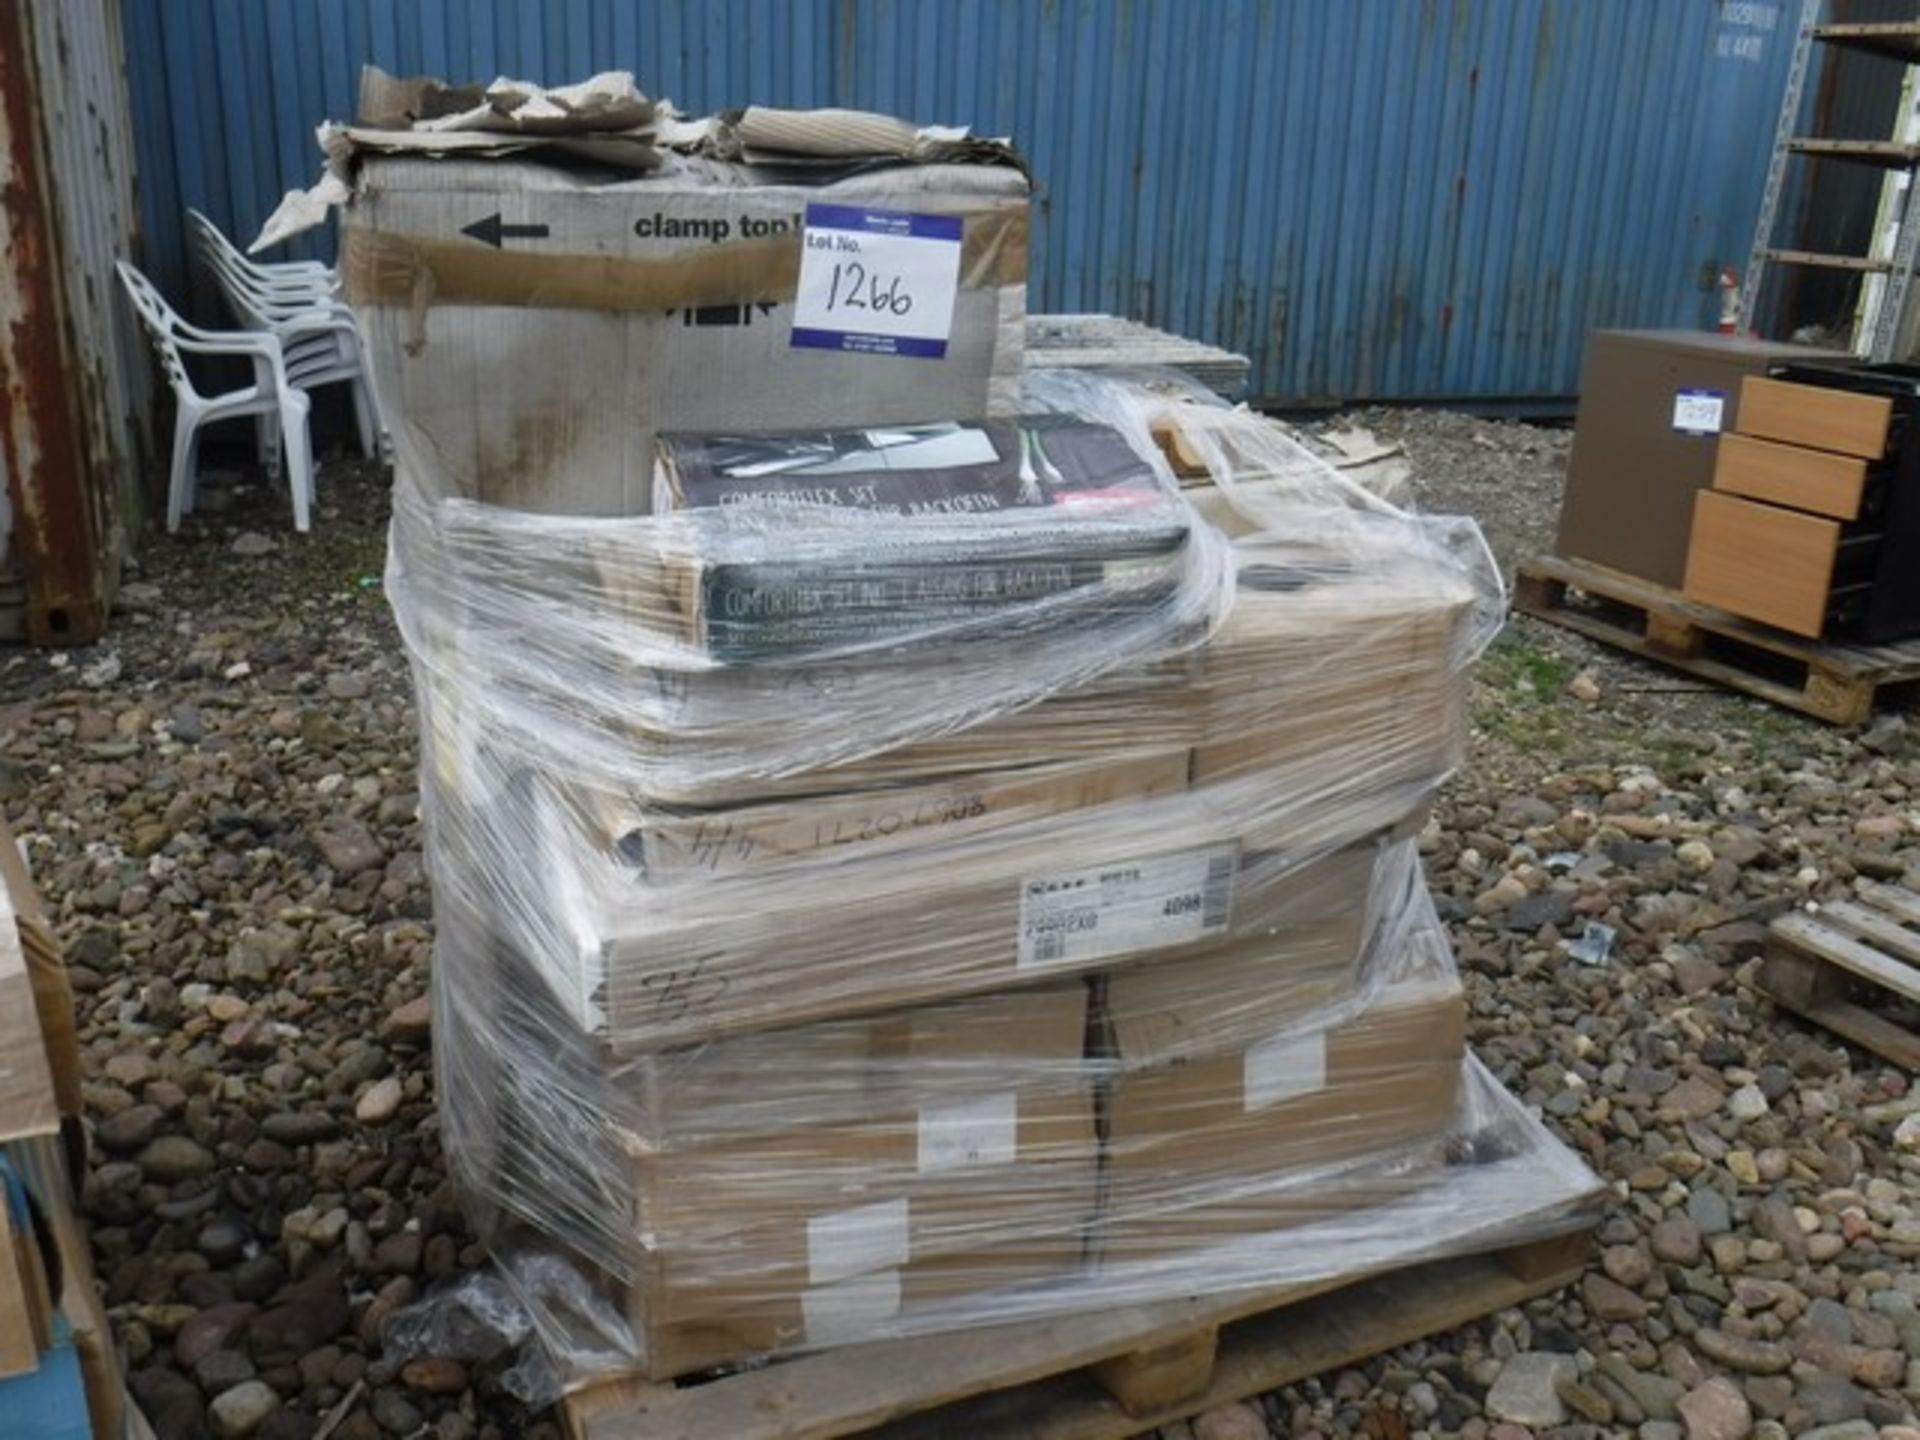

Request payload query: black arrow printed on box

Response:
[460,213,551,248]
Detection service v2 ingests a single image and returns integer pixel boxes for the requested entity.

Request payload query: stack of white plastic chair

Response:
[115,260,315,531]
[189,209,383,465]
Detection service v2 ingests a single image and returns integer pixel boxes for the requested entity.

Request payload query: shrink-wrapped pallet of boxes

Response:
[283,69,1605,1407]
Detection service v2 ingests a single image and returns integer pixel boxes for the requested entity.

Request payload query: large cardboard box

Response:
[584,536,1474,808]
[592,751,1191,885]
[624,1088,1097,1377]
[632,1234,1079,1379]
[1098,974,1466,1260]
[623,980,1091,1143]
[0,820,78,1149]
[593,827,1392,1049]
[1556,330,1852,588]
[346,155,1029,515]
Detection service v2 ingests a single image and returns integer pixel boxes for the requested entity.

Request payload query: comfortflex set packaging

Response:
[297,69,1604,1387]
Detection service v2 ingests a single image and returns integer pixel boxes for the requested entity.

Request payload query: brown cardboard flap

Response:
[0,820,80,1123]
[0,1181,45,1378]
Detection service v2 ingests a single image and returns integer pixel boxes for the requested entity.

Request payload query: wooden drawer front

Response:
[1736,376,1893,459]
[1683,491,1840,638]
[1713,433,1870,519]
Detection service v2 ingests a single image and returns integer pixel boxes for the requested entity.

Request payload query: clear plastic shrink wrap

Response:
[384,368,1602,1386]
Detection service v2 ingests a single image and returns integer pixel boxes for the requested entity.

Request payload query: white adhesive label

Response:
[1018,844,1236,970]
[1672,388,1726,436]
[792,203,963,359]
[806,1197,910,1285]
[1243,1030,1329,1113]
[917,1092,1019,1174]
[801,1269,903,1345]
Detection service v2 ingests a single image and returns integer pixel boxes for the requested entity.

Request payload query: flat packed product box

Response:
[642,420,1194,661]
[632,1234,1082,1380]
[345,155,1029,516]
[621,980,1093,1142]
[587,822,1395,1049]
[574,533,1476,807]
[628,1087,1096,1302]
[1099,974,1467,1260]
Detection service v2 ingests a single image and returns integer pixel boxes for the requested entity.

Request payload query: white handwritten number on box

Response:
[792,203,964,359]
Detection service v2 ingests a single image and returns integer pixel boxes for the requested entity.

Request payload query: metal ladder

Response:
[1742,4,1920,361]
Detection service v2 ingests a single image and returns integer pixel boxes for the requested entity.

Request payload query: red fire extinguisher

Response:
[1717,267,1741,335]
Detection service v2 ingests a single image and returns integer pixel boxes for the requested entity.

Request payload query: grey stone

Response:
[136,1135,215,1184]
[1486,1352,1575,1427]
[209,1379,280,1438]
[1675,1376,1752,1440]
[1687,1188,1733,1236]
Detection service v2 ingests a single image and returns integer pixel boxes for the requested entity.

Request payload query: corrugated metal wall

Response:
[0,0,149,643]
[121,0,1802,406]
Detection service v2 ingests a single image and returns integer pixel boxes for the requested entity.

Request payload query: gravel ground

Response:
[8,427,1920,1440]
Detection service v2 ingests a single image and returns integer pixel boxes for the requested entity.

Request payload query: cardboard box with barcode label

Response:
[622,1084,1096,1378]
[632,1233,1079,1379]
[624,978,1094,1143]
[591,820,1400,1050]
[1097,972,1467,1261]
[344,155,1029,516]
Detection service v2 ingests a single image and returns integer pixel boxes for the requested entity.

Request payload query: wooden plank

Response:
[869,1240,1591,1440]
[576,1274,1350,1440]
[1644,613,1703,658]
[1772,913,1920,1004]
[1804,668,1876,726]
[1768,992,1920,1071]
[1516,555,1881,674]
[1713,433,1869,520]
[1854,882,1920,927]
[1511,593,1852,724]
[1682,491,1840,639]
[1089,1328,1218,1417]
[1498,1230,1593,1284]
[573,1225,1600,1440]
[1818,900,1920,968]
[1736,376,1894,459]
[1760,946,1851,1013]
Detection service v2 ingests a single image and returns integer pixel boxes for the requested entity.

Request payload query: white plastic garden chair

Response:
[187,207,336,297]
[116,260,313,532]
[188,209,381,462]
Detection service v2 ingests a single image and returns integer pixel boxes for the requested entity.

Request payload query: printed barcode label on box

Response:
[801,1269,903,1345]
[1017,843,1237,970]
[1243,1030,1328,1112]
[917,1092,1019,1174]
[806,1197,910,1285]
[1672,388,1726,436]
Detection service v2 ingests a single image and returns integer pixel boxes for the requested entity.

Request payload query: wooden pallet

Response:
[1512,554,1920,724]
[560,1227,1595,1440]
[1763,882,1920,1069]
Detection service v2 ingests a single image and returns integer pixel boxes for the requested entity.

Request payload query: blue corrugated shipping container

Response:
[120,0,1803,406]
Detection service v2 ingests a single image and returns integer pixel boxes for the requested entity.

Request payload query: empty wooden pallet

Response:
[1513,554,1920,724]
[1763,883,1920,1068]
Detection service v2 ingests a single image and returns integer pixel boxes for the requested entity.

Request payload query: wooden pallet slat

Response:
[565,1228,1597,1440]
[1765,887,1920,1070]
[1513,554,1920,724]
[1818,899,1920,974]
[1773,912,1920,1005]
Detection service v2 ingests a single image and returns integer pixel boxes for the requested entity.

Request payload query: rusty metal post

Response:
[0,0,110,644]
